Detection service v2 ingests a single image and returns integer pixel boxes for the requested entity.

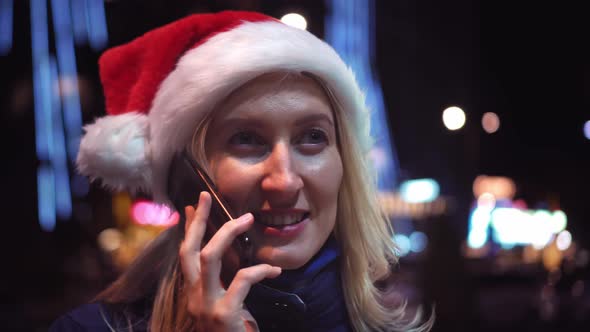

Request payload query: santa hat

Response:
[76,10,370,205]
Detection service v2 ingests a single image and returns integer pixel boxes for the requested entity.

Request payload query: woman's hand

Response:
[179,191,282,332]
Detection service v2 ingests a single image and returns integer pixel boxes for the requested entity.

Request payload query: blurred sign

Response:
[473,175,516,200]
[131,200,179,227]
[399,178,440,203]
[379,191,447,219]
[468,205,567,249]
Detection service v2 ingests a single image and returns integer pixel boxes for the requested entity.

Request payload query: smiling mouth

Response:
[252,211,310,227]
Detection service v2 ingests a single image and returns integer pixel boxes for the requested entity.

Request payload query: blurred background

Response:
[1,0,589,331]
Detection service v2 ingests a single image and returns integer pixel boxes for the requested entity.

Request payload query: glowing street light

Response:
[280,13,307,30]
[442,106,466,130]
[482,112,500,133]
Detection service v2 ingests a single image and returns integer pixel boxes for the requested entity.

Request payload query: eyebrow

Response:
[294,113,335,127]
[220,113,335,128]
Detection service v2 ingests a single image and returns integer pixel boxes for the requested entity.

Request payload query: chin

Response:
[255,246,313,270]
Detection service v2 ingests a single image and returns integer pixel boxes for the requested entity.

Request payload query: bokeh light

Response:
[410,231,428,253]
[550,210,567,233]
[98,228,123,252]
[131,201,179,227]
[394,234,411,256]
[399,178,440,203]
[280,13,307,30]
[584,120,590,140]
[477,192,496,210]
[442,106,466,130]
[488,208,564,249]
[468,207,491,248]
[556,230,572,251]
[473,175,516,200]
[482,112,500,133]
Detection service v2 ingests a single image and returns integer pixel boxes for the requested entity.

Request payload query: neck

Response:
[262,235,341,291]
[245,236,352,331]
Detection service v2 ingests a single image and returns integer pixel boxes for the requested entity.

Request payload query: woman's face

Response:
[205,73,343,269]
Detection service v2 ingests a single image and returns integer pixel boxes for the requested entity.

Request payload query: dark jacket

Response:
[50,237,352,332]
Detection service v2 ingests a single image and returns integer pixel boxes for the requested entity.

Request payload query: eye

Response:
[296,128,329,153]
[301,129,328,144]
[229,132,260,145]
[228,131,266,156]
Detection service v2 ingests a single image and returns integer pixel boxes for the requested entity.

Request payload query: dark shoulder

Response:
[49,303,113,332]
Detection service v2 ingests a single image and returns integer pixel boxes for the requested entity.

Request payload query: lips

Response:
[252,209,310,227]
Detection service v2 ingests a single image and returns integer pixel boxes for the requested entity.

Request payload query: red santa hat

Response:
[76,10,370,204]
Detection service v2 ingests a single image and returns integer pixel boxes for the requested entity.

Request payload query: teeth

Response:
[256,213,306,226]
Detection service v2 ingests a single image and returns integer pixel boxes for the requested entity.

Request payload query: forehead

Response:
[210,72,334,123]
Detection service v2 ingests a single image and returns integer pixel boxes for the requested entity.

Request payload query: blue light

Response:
[31,0,54,160]
[31,0,59,231]
[468,230,488,249]
[0,0,13,54]
[467,207,491,248]
[86,0,108,50]
[584,120,590,140]
[394,234,411,257]
[30,0,49,61]
[38,165,56,232]
[32,56,55,160]
[325,0,400,191]
[29,0,109,228]
[399,178,440,203]
[410,231,428,253]
[70,0,88,44]
[51,0,83,162]
[49,57,72,219]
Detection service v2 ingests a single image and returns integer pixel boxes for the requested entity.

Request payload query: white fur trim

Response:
[76,112,151,193]
[148,20,370,203]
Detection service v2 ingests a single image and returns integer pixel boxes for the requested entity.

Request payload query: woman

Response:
[51,10,431,332]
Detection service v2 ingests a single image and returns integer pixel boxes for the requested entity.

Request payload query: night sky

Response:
[375,0,589,244]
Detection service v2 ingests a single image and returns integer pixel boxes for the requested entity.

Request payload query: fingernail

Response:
[269,266,282,278]
[236,213,253,224]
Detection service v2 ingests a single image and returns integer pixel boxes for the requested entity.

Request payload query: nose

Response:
[261,142,303,204]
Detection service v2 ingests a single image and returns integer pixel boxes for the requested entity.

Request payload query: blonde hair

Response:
[96,72,432,331]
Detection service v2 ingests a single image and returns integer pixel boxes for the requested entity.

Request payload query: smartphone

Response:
[167,150,253,283]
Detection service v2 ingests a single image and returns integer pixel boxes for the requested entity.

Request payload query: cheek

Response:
[301,148,343,217]
[210,158,260,213]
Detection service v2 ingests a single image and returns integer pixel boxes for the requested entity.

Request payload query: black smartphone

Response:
[167,150,253,283]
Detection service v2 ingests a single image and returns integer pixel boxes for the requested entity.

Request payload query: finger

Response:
[199,213,254,294]
[179,192,211,284]
[223,264,282,309]
[180,205,198,284]
[184,205,194,235]
[184,191,211,252]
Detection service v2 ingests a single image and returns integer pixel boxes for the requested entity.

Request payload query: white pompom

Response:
[76,112,152,194]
